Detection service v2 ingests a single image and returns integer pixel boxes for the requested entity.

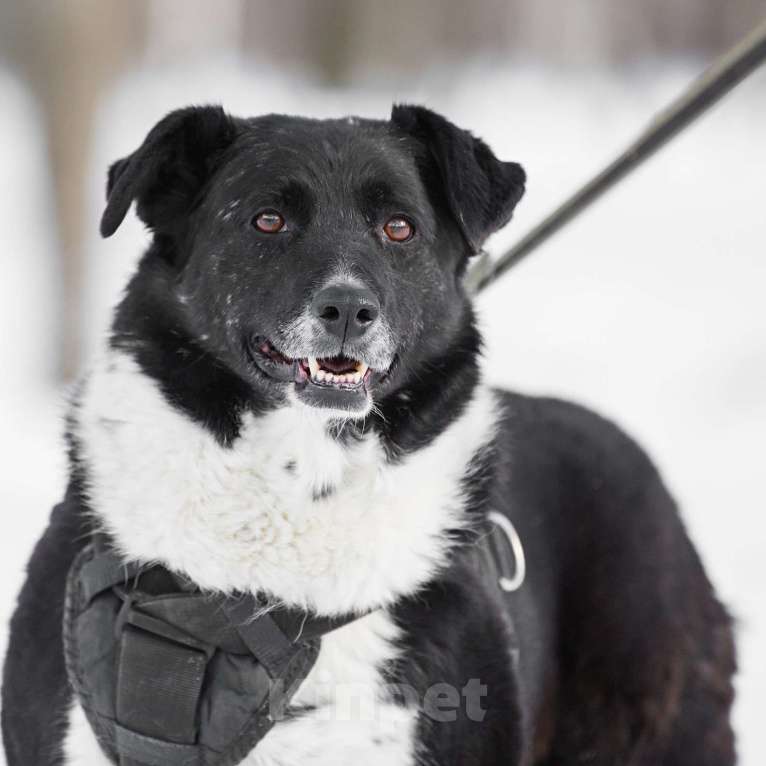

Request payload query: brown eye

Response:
[383,216,414,243]
[253,210,285,233]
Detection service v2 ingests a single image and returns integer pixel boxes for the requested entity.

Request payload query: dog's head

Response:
[102,105,524,425]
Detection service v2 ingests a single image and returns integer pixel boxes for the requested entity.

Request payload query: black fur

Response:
[2,484,90,765]
[382,393,737,765]
[2,105,735,766]
[100,105,240,239]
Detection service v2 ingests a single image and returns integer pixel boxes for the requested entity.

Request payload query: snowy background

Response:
[1,27,765,766]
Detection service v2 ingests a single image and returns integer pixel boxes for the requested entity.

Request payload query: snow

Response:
[1,57,764,763]
[0,72,69,637]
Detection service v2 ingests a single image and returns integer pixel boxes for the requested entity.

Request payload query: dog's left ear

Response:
[100,105,240,238]
[391,104,525,254]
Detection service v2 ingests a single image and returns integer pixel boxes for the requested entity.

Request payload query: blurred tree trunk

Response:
[0,1,146,380]
[241,0,356,83]
[240,0,514,83]
[144,0,245,64]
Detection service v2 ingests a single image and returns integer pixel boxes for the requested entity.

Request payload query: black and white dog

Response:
[3,105,736,765]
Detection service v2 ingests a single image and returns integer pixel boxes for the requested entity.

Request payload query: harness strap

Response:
[117,624,207,750]
[115,724,199,766]
[268,606,363,643]
[223,597,300,679]
[471,510,526,673]
[76,549,143,603]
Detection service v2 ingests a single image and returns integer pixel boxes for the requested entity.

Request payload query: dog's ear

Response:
[391,104,525,254]
[100,105,239,238]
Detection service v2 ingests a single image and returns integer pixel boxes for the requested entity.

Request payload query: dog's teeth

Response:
[307,359,365,386]
[309,368,365,385]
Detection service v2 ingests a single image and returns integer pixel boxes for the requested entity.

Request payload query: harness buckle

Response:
[125,604,216,660]
[113,586,216,659]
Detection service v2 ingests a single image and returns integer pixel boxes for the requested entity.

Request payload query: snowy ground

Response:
[1,58,764,763]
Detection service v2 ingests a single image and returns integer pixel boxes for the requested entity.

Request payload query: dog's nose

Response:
[311,284,380,340]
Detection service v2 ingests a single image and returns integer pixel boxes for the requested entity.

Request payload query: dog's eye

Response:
[383,216,414,243]
[253,210,286,234]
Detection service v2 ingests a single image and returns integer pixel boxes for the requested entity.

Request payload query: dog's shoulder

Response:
[492,389,670,525]
[495,389,657,469]
[491,387,685,581]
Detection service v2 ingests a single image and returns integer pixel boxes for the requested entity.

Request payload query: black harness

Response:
[64,515,524,766]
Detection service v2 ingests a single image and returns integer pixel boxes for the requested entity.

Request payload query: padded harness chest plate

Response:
[63,542,358,766]
[63,512,524,766]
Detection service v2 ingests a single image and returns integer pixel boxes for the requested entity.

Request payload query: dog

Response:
[2,104,736,766]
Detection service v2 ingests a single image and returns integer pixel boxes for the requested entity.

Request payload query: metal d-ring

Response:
[487,510,526,592]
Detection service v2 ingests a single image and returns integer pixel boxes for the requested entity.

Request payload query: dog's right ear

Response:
[100,105,239,238]
[391,104,525,255]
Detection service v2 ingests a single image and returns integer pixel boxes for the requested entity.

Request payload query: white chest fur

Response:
[76,349,497,613]
[64,348,497,764]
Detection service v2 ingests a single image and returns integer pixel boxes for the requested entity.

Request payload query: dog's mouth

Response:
[250,338,379,413]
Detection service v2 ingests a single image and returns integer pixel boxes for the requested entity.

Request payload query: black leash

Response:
[468,18,766,294]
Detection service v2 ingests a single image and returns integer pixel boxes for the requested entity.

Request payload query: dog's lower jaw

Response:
[288,386,374,422]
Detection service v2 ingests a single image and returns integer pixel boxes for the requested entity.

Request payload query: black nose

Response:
[311,284,381,341]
